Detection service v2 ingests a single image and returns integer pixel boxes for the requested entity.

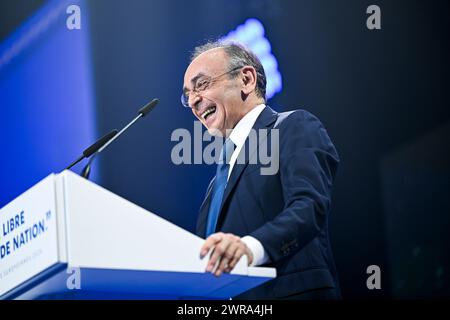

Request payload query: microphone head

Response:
[138,98,159,117]
[83,129,118,158]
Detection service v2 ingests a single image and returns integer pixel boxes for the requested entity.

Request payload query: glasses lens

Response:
[181,92,190,108]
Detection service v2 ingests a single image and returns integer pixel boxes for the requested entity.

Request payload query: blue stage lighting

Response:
[221,19,282,100]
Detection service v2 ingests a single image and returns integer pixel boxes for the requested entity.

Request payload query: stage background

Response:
[1,0,449,298]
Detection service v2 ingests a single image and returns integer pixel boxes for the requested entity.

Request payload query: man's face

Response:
[183,48,243,136]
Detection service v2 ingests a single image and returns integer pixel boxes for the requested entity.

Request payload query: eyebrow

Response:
[183,72,206,94]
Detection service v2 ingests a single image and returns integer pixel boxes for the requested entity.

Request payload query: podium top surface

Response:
[0,171,275,299]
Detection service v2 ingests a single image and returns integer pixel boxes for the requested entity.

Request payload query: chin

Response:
[207,127,224,137]
[206,118,226,137]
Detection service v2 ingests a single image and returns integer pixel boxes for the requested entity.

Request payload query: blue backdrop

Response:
[0,0,98,206]
[1,0,449,298]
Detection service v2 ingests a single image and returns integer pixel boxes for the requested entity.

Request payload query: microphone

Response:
[65,129,118,170]
[80,98,159,179]
[96,98,159,154]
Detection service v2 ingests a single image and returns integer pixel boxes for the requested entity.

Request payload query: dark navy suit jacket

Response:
[196,106,340,299]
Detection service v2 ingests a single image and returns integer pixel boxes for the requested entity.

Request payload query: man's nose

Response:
[189,91,202,110]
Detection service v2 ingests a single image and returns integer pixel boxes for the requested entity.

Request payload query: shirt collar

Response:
[228,104,266,150]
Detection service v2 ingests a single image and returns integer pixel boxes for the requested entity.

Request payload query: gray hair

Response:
[191,41,267,101]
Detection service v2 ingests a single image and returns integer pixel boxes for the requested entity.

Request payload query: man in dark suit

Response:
[182,42,340,299]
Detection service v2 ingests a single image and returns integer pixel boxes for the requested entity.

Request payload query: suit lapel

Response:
[216,106,278,230]
[197,106,279,237]
[196,176,215,237]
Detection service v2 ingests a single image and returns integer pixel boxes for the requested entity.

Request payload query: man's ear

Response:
[240,66,257,96]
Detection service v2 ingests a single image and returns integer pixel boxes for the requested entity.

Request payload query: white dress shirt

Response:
[226,104,269,267]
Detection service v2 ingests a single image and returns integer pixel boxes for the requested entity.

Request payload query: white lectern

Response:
[0,170,275,300]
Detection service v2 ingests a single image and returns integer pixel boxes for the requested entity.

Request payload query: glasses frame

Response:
[181,66,242,108]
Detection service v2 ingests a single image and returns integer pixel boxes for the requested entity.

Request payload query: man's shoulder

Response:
[273,107,323,129]
[271,107,336,151]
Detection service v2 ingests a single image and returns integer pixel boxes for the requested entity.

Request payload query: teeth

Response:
[201,106,216,120]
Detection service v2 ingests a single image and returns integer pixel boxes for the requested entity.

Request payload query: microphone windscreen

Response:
[138,98,159,117]
[83,129,118,158]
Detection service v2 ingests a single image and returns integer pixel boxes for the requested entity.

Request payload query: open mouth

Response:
[201,106,216,121]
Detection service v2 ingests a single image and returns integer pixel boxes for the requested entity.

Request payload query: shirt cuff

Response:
[241,235,269,266]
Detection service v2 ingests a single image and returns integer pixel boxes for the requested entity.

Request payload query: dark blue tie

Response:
[205,138,235,237]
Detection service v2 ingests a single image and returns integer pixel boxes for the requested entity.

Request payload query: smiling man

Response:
[182,42,341,299]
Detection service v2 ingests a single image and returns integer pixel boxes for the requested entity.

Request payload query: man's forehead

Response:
[184,48,227,84]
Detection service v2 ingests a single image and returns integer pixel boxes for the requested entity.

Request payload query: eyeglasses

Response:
[181,66,242,108]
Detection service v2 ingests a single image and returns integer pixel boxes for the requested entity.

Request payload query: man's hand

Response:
[200,232,254,276]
